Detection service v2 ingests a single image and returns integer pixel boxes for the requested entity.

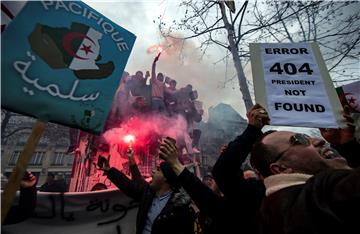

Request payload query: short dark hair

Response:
[91,183,107,191]
[250,130,278,178]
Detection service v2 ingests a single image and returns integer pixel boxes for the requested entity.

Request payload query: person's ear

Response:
[270,162,293,174]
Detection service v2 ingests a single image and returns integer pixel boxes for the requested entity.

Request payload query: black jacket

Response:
[3,185,37,225]
[333,139,360,168]
[212,124,265,233]
[257,138,360,234]
[107,165,194,234]
[258,167,360,234]
[173,125,265,234]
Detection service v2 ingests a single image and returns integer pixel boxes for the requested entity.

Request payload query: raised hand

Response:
[159,137,179,166]
[97,155,111,172]
[20,171,37,188]
[127,147,136,165]
[246,104,270,129]
[127,147,134,158]
[154,52,161,63]
[159,137,185,175]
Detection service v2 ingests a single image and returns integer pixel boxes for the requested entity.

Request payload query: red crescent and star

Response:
[62,32,95,60]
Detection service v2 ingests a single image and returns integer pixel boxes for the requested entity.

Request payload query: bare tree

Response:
[1,110,33,144]
[158,1,359,111]
[1,110,69,145]
[252,1,360,86]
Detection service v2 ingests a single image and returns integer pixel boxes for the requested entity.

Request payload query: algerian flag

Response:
[336,80,360,113]
[62,23,102,71]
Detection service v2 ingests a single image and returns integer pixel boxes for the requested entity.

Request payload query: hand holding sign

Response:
[247,104,270,129]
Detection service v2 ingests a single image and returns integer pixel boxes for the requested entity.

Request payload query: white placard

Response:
[250,43,345,128]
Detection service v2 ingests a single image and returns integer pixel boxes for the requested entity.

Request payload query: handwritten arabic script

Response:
[13,51,100,102]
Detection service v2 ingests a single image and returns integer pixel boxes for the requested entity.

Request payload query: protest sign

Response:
[250,43,345,128]
[1,189,138,234]
[1,1,136,222]
[2,1,136,134]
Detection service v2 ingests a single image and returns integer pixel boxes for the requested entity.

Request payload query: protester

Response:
[159,104,269,234]
[196,173,223,234]
[160,136,234,234]
[39,172,66,192]
[90,183,108,191]
[319,105,360,168]
[2,171,37,225]
[210,104,268,233]
[151,54,166,113]
[54,174,67,192]
[98,148,195,234]
[202,174,222,197]
[250,108,360,234]
[164,79,178,115]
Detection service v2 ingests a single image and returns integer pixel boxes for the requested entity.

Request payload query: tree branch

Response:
[3,127,32,138]
[329,36,360,71]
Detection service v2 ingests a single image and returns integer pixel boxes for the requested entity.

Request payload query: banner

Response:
[1,1,136,134]
[250,43,345,128]
[2,189,138,234]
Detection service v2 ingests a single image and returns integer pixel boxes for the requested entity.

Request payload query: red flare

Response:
[124,134,135,144]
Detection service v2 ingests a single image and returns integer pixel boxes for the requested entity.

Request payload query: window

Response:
[29,152,45,165]
[8,151,21,165]
[66,155,74,166]
[52,152,65,166]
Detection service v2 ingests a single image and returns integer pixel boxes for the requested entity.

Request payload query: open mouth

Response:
[320,148,340,159]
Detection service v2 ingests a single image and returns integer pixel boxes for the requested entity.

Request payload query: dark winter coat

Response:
[170,125,265,234]
[212,124,265,233]
[3,185,37,225]
[107,165,195,234]
[258,167,360,234]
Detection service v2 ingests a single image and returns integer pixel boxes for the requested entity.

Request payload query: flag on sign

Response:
[28,22,115,80]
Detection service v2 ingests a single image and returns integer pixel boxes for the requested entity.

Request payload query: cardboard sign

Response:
[250,43,345,128]
[1,1,136,134]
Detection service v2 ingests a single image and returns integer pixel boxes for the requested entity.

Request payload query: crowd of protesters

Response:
[66,54,204,169]
[3,53,359,233]
[106,55,204,133]
[4,101,359,234]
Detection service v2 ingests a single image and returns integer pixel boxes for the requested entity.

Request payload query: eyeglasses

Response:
[272,133,311,163]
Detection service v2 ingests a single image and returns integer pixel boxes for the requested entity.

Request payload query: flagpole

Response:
[1,120,47,224]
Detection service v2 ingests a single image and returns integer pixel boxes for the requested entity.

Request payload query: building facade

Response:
[1,112,74,188]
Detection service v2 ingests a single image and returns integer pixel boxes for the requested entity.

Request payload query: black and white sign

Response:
[250,43,344,128]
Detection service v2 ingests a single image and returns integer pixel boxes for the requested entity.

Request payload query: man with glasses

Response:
[250,123,359,234]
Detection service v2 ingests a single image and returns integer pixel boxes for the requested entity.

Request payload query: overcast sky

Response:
[84,0,249,120]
